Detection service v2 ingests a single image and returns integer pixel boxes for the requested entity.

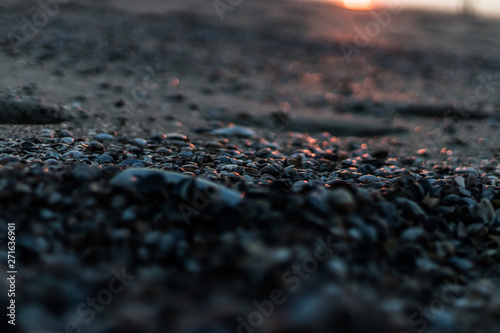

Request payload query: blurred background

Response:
[325,0,500,17]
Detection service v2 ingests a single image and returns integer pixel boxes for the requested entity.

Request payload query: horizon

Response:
[307,0,500,18]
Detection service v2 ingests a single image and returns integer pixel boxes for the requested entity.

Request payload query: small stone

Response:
[400,227,428,244]
[71,165,101,181]
[358,175,379,183]
[44,158,59,165]
[211,125,256,137]
[156,147,172,155]
[474,198,495,224]
[179,150,193,158]
[96,154,114,164]
[165,133,188,141]
[94,133,114,141]
[58,130,74,138]
[60,137,74,145]
[118,159,150,167]
[40,129,56,138]
[132,138,148,147]
[62,150,83,159]
[328,189,356,211]
[87,141,105,152]
[244,167,261,177]
[22,141,39,151]
[454,176,465,188]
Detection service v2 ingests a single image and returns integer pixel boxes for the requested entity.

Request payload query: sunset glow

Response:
[342,0,374,10]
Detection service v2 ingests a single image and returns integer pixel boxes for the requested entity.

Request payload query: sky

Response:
[311,0,500,17]
[400,0,500,16]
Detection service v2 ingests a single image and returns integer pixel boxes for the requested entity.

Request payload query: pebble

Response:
[132,138,148,147]
[6,11,500,333]
[110,168,244,207]
[40,129,56,138]
[96,154,114,164]
[60,137,74,144]
[156,147,172,155]
[94,133,114,141]
[165,133,188,141]
[211,125,256,137]
[2,123,500,333]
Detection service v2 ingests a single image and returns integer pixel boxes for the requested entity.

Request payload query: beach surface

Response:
[1,1,500,333]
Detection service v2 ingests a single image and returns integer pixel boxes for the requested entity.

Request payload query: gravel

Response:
[0,125,498,333]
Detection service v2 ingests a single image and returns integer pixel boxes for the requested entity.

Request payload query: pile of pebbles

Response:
[1,127,500,333]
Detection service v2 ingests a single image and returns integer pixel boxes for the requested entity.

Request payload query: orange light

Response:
[342,0,373,10]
